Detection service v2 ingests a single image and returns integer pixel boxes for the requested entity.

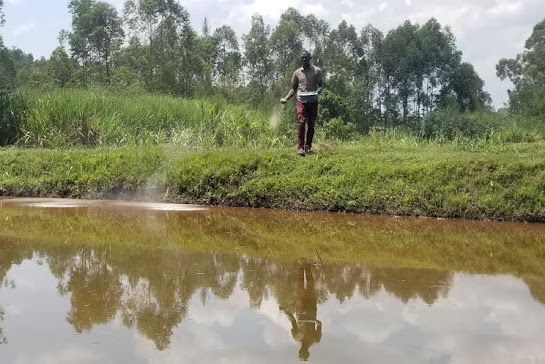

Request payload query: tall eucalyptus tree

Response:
[211,25,242,89]
[497,18,545,116]
[270,8,304,83]
[0,0,4,27]
[243,14,273,99]
[0,0,15,92]
[68,0,124,84]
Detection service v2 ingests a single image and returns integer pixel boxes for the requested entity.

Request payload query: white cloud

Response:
[12,23,35,37]
[488,0,523,16]
[13,347,104,364]
[379,2,389,12]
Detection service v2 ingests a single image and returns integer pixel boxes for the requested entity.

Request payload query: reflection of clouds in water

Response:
[417,274,545,364]
[132,287,296,364]
[13,346,106,364]
[186,287,247,328]
[5,304,23,316]
[1,198,207,211]
[318,286,410,346]
[317,273,545,364]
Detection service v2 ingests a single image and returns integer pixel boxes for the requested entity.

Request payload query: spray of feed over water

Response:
[269,105,281,129]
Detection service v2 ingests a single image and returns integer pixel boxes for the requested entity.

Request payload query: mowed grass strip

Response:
[1,142,545,221]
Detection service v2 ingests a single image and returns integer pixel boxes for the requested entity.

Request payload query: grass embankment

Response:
[1,141,544,221]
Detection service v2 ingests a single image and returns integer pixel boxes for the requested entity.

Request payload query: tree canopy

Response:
[0,0,5,27]
[497,18,545,116]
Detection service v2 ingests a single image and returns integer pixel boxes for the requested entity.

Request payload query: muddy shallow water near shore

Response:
[1,198,545,363]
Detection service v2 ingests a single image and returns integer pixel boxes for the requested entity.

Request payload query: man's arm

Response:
[315,320,322,343]
[316,68,323,94]
[281,71,299,104]
[280,306,298,330]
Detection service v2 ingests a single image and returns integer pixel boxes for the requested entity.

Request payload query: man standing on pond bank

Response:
[281,50,323,156]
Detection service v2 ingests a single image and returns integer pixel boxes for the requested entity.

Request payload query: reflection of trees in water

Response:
[48,247,242,350]
[374,268,451,304]
[321,265,370,303]
[65,250,123,332]
[319,264,451,305]
[524,278,545,305]
[0,307,5,344]
[241,257,273,309]
[0,242,455,349]
[0,238,34,345]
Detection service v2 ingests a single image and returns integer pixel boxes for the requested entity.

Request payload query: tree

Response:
[243,14,273,98]
[0,0,4,29]
[357,25,383,127]
[269,9,329,101]
[301,14,329,68]
[377,19,475,125]
[450,62,490,111]
[0,40,15,92]
[123,0,198,94]
[48,47,77,88]
[497,18,545,116]
[68,0,124,84]
[0,0,4,27]
[417,19,460,115]
[324,21,365,129]
[270,8,304,81]
[380,20,422,124]
[325,21,361,94]
[211,25,241,89]
[0,0,14,91]
[6,47,34,88]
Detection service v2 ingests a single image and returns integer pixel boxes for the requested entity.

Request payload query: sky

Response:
[2,0,545,108]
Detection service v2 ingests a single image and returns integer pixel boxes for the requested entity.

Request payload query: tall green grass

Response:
[2,88,545,148]
[5,89,293,148]
[418,108,545,144]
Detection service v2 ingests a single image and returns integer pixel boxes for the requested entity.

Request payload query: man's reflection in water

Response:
[280,260,322,361]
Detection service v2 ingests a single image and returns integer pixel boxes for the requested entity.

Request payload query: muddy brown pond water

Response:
[1,197,545,363]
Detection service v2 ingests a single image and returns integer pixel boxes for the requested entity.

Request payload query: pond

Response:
[1,198,545,363]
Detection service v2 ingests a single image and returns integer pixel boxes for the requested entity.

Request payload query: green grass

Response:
[1,141,545,221]
[4,89,545,149]
[1,89,291,148]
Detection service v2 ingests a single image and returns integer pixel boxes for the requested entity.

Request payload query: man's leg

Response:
[305,102,318,152]
[296,101,307,152]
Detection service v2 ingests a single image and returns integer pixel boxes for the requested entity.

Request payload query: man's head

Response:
[301,50,311,69]
[299,347,310,361]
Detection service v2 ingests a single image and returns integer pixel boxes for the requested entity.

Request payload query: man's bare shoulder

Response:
[313,65,322,73]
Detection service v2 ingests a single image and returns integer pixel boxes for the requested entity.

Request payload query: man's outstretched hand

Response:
[280,98,287,104]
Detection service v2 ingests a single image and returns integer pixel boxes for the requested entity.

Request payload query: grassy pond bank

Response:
[1,140,544,222]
